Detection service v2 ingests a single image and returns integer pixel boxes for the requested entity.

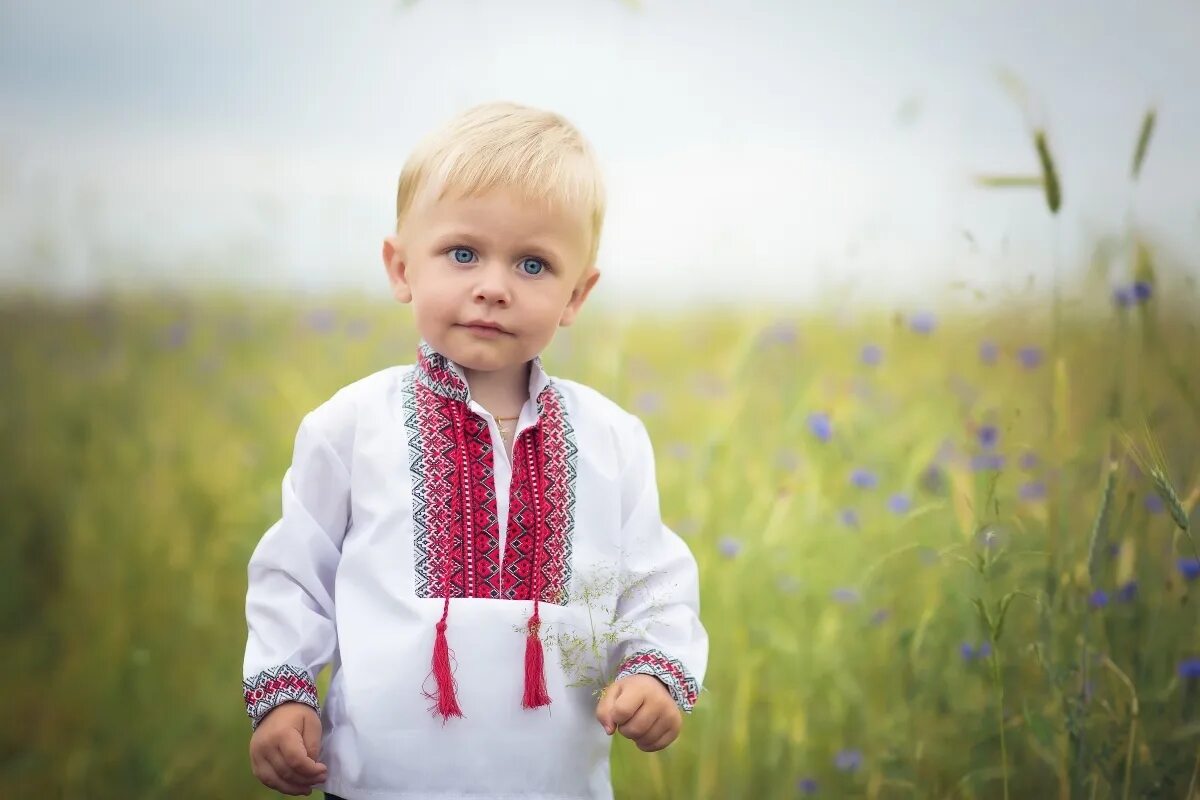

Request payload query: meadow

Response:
[2,278,1198,798]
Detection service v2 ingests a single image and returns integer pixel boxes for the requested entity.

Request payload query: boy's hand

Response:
[594,674,682,752]
[249,701,328,796]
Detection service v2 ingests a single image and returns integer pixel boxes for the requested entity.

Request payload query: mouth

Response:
[460,321,509,335]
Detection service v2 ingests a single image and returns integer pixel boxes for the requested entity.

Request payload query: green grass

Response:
[2,286,1198,799]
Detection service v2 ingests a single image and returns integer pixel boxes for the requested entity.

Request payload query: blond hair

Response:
[394,102,606,268]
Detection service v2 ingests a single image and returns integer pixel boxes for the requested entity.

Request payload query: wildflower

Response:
[1178,558,1200,582]
[834,749,863,773]
[1019,451,1039,471]
[860,343,883,366]
[1112,285,1136,308]
[839,508,860,529]
[850,468,878,489]
[807,412,833,442]
[831,587,861,605]
[305,307,337,333]
[1145,494,1165,514]
[797,777,819,795]
[977,641,992,659]
[1117,580,1137,604]
[870,608,890,626]
[1019,481,1046,502]
[635,392,662,414]
[887,493,911,514]
[1178,658,1200,680]
[718,537,742,559]
[909,311,937,334]
[1017,346,1043,369]
[978,425,998,450]
[1089,589,1109,609]
[1133,281,1152,302]
[979,340,999,365]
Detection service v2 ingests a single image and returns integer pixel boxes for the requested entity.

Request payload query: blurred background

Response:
[2,0,1199,797]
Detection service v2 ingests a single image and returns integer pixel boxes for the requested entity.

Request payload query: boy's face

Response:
[382,186,600,373]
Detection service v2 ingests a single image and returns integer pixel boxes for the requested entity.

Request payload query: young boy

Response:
[242,102,707,799]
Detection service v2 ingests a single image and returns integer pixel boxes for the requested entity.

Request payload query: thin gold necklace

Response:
[495,415,519,436]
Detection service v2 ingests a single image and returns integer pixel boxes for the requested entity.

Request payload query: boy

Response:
[242,102,707,799]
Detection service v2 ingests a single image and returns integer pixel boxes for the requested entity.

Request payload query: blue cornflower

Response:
[797,777,819,795]
[164,320,191,349]
[834,749,863,773]
[1089,589,1109,609]
[978,425,998,450]
[1145,494,1165,514]
[1179,658,1200,680]
[831,587,861,605]
[1019,451,1040,471]
[1019,481,1047,502]
[860,343,883,366]
[1113,285,1136,308]
[851,468,878,489]
[887,493,911,514]
[718,536,742,559]
[635,392,663,414]
[1178,558,1200,582]
[979,340,999,365]
[839,508,860,529]
[909,311,937,334]
[1018,347,1043,369]
[305,307,337,333]
[959,641,976,661]
[1133,281,1153,302]
[1117,580,1138,604]
[870,608,890,626]
[807,412,833,442]
[977,641,992,659]
[971,453,1006,472]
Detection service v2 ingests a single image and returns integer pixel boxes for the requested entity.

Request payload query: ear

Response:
[382,234,413,304]
[559,268,600,327]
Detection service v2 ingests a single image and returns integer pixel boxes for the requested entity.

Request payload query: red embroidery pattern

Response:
[243,664,320,729]
[616,648,700,713]
[406,343,576,604]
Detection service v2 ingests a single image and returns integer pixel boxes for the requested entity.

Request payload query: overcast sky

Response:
[1,0,1197,308]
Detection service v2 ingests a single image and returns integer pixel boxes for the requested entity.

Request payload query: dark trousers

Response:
[325,794,349,800]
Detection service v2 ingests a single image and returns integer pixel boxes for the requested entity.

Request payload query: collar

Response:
[416,339,553,409]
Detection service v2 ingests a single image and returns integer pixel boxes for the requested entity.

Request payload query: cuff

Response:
[243,664,321,730]
[615,647,700,713]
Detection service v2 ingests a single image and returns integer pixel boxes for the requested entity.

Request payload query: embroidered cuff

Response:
[243,664,321,730]
[616,648,700,713]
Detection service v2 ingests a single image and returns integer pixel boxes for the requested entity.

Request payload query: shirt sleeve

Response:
[242,406,352,729]
[607,415,708,713]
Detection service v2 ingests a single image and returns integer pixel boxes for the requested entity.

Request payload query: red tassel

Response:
[429,619,464,721]
[522,614,552,709]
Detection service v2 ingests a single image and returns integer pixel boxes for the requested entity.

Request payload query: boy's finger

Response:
[594,683,621,734]
[616,705,655,741]
[262,751,315,794]
[281,728,326,779]
[612,683,646,728]
[300,712,327,769]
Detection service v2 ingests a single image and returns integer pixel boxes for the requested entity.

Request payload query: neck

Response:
[461,360,532,417]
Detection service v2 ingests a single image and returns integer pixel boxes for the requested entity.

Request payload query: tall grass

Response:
[2,275,1198,797]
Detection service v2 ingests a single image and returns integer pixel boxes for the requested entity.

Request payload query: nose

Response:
[473,261,512,306]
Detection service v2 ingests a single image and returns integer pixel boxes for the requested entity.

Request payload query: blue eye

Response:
[520,257,547,275]
[450,247,475,264]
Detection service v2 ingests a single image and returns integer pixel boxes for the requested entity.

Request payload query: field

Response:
[2,284,1199,798]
